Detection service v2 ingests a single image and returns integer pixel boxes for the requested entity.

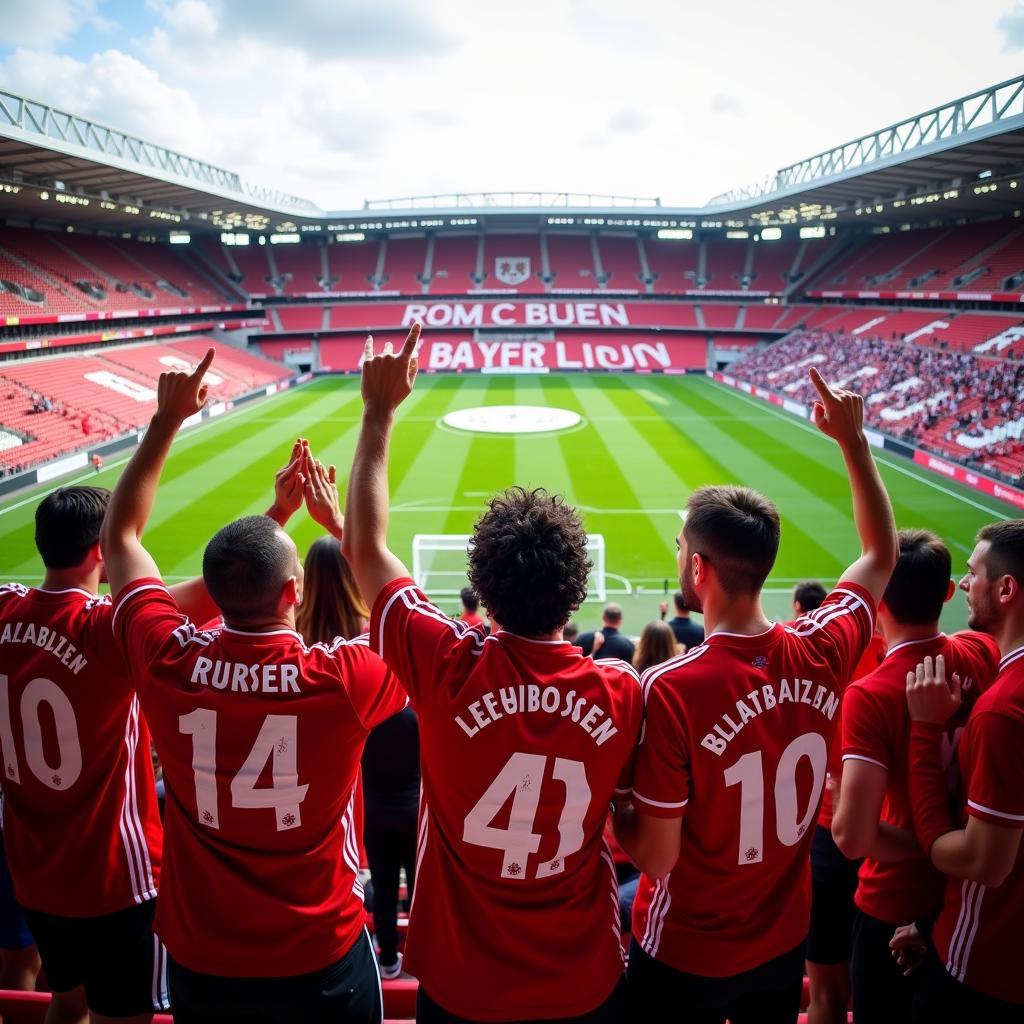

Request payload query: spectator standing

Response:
[100,355,403,1024]
[616,367,898,1024]
[905,520,1024,1022]
[832,529,999,1022]
[576,604,636,662]
[660,592,705,650]
[344,328,644,1023]
[459,586,485,631]
[633,621,680,674]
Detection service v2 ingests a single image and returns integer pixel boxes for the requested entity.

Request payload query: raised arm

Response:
[342,326,421,607]
[101,349,215,602]
[808,366,898,604]
[906,656,1022,888]
[267,438,308,527]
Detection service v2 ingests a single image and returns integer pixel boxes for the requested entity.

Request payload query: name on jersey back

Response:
[455,684,618,745]
[700,678,839,756]
[0,621,88,674]
[191,656,301,694]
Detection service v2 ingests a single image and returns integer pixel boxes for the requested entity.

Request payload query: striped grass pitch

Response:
[0,373,1008,630]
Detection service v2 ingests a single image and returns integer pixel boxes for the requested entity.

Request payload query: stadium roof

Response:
[1,76,1024,236]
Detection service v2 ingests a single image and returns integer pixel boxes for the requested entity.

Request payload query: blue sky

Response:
[1,1,1022,211]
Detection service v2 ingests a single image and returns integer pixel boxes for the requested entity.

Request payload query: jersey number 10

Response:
[0,674,82,791]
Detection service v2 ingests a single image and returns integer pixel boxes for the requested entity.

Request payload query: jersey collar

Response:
[884,633,945,659]
[999,645,1024,670]
[221,625,304,642]
[705,622,781,645]
[35,587,96,598]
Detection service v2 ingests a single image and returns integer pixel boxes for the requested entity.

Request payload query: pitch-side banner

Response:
[320,300,728,331]
[320,336,706,372]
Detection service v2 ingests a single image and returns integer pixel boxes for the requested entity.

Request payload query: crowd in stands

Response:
[730,330,1024,483]
[0,333,1020,1024]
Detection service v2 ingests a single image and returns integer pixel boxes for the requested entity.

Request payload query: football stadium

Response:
[0,6,1023,1023]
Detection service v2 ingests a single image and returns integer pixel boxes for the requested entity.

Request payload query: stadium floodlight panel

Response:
[270,233,301,244]
[799,225,826,238]
[336,232,366,242]
[759,227,782,240]
[657,228,693,240]
[169,232,191,244]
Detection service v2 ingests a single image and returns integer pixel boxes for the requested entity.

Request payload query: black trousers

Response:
[627,940,805,1024]
[167,928,382,1024]
[910,947,1022,1024]
[851,909,917,1023]
[416,976,628,1024]
[363,797,418,964]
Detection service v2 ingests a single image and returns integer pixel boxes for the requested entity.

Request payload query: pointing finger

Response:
[382,341,394,356]
[808,366,834,404]
[364,335,374,361]
[401,322,422,359]
[192,347,215,381]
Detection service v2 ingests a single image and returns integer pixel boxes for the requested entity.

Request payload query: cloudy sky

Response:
[1,0,1022,212]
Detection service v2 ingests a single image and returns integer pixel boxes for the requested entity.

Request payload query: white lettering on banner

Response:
[401,301,631,329]
[158,356,224,386]
[83,371,157,402]
[927,457,957,478]
[424,340,675,372]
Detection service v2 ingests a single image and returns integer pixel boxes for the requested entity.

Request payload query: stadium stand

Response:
[730,330,1024,481]
[740,304,788,330]
[749,239,800,292]
[596,235,643,291]
[480,234,544,291]
[702,239,750,291]
[428,234,478,293]
[701,304,740,330]
[546,233,597,290]
[272,241,326,296]
[275,306,326,332]
[0,247,84,316]
[644,237,700,293]
[380,236,428,294]
[257,337,314,359]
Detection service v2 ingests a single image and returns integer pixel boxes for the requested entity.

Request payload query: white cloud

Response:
[608,107,649,134]
[710,94,742,116]
[997,2,1024,49]
[0,0,111,50]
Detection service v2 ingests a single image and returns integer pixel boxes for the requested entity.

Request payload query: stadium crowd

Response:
[0,326,1021,1024]
[731,330,1024,483]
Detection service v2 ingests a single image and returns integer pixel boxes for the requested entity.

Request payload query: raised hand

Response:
[156,347,215,425]
[808,365,866,448]
[360,324,421,417]
[304,456,344,539]
[268,438,307,526]
[906,654,962,724]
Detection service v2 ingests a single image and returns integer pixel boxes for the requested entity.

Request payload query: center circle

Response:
[442,405,582,435]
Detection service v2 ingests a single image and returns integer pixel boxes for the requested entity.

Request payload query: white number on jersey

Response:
[0,673,82,791]
[463,752,592,880]
[179,709,309,832]
[723,731,827,865]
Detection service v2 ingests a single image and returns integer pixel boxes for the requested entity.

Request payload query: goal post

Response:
[411,533,607,602]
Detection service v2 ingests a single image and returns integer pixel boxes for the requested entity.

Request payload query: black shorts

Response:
[806,824,860,965]
[22,899,167,1017]
[911,947,1022,1024]
[626,940,805,1024]
[167,927,382,1024]
[417,977,628,1024]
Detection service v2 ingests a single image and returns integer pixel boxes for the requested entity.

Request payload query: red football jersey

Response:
[370,579,644,1021]
[0,584,161,917]
[930,646,1024,1003]
[818,630,886,829]
[841,631,999,924]
[112,579,406,977]
[631,584,875,977]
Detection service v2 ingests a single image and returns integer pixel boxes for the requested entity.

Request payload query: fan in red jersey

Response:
[904,520,1024,1022]
[99,350,405,1024]
[344,326,643,1024]
[832,528,999,1022]
[0,484,217,1022]
[614,366,899,1024]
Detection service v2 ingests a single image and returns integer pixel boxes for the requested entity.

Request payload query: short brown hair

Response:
[684,486,780,596]
[883,528,951,625]
[35,486,110,569]
[468,487,590,636]
[978,520,1024,585]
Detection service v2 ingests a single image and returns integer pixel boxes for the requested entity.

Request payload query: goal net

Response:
[411,533,607,602]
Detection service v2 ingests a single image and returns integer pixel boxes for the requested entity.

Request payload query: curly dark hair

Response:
[468,487,590,637]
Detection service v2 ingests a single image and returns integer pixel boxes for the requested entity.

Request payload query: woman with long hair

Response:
[633,619,681,674]
[295,535,369,642]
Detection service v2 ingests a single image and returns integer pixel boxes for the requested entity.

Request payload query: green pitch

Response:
[0,373,1012,631]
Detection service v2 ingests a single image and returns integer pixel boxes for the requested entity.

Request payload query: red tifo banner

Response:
[320,335,705,372]
[320,300,741,331]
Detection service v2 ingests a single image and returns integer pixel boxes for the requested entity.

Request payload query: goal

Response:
[411,533,607,602]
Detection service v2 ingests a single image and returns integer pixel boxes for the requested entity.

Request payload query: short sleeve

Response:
[332,636,408,731]
[631,672,690,818]
[369,578,485,704]
[841,681,893,770]
[111,578,188,681]
[949,632,1001,697]
[964,711,1024,830]
[789,581,875,688]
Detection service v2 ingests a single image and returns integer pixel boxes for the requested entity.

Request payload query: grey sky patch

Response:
[997,3,1024,49]
[608,107,648,133]
[0,0,108,49]
[217,0,453,60]
[710,93,742,115]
